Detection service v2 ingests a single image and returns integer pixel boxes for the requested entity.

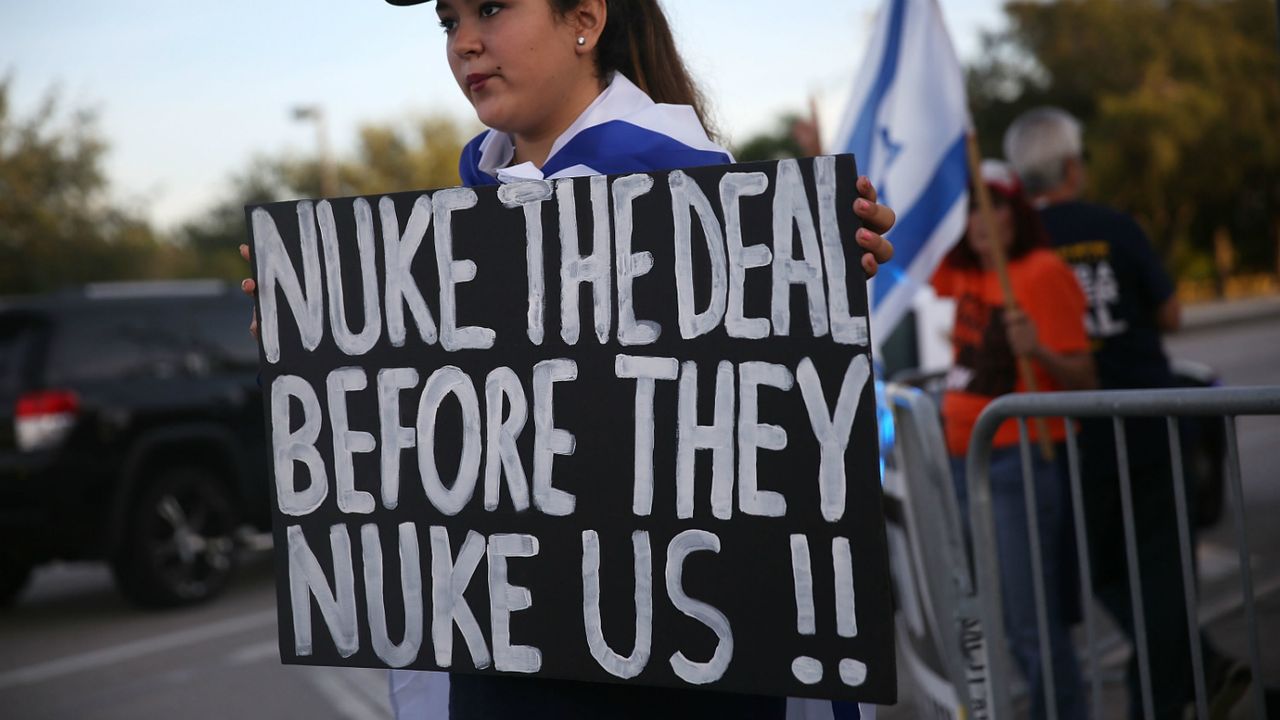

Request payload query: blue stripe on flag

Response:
[459,131,499,187]
[872,133,969,307]
[844,0,908,160]
[832,701,862,720]
[540,120,731,178]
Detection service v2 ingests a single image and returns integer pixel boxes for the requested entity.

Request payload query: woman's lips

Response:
[466,73,493,92]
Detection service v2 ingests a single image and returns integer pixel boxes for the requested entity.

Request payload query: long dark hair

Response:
[943,183,1049,270]
[552,0,715,135]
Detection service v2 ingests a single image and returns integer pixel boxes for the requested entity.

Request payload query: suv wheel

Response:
[113,466,239,607]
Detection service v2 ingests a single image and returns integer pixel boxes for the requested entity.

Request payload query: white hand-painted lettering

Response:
[379,196,439,347]
[328,367,376,514]
[737,362,792,517]
[362,523,423,668]
[377,368,420,510]
[613,174,661,346]
[252,203,324,364]
[434,188,494,351]
[271,375,328,516]
[815,157,869,345]
[721,172,773,339]
[488,533,542,673]
[498,181,554,345]
[319,199,382,356]
[582,530,653,679]
[615,355,679,517]
[789,534,816,635]
[771,160,829,337]
[666,530,733,684]
[416,367,482,516]
[676,361,736,519]
[557,177,613,345]
[532,359,578,516]
[797,355,871,522]
[429,526,492,669]
[484,367,531,512]
[288,524,358,657]
[670,171,728,339]
[833,536,858,638]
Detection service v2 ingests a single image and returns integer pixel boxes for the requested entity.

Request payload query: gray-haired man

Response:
[1003,107,1233,719]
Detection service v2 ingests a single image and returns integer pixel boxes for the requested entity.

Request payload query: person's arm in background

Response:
[1157,295,1181,333]
[1006,308,1098,390]
[1006,254,1099,391]
[1120,213,1181,333]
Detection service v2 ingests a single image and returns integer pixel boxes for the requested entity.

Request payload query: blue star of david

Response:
[873,125,904,207]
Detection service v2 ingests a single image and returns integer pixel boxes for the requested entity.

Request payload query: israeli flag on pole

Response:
[833,0,971,342]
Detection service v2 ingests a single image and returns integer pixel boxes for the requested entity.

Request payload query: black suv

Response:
[0,280,269,607]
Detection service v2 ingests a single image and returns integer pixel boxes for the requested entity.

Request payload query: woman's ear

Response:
[570,0,607,52]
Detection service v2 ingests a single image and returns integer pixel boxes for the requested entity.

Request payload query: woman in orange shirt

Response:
[932,161,1095,720]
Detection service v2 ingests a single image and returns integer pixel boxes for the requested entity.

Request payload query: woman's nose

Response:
[451,20,482,57]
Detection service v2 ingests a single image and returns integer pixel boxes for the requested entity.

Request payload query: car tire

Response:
[0,553,34,608]
[112,465,239,608]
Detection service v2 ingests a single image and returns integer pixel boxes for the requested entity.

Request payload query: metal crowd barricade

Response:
[883,382,994,718]
[965,385,1280,720]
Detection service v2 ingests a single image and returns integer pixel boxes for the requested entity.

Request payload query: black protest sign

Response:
[246,155,895,703]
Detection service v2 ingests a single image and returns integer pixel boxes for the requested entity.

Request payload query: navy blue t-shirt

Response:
[1038,201,1175,391]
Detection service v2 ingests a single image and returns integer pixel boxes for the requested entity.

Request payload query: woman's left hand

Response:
[1004,307,1041,358]
[853,176,895,277]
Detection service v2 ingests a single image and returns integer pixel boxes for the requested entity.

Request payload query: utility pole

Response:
[292,105,339,198]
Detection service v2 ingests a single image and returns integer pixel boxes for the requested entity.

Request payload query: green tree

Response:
[969,0,1280,281]
[734,114,810,163]
[177,114,472,277]
[0,78,164,294]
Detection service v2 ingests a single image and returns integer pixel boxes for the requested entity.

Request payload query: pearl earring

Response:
[577,36,586,46]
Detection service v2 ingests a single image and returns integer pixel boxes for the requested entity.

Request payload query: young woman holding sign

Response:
[242,0,895,717]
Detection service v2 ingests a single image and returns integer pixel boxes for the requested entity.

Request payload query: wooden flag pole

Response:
[964,133,1056,462]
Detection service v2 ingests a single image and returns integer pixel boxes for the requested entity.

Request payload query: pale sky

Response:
[2,1,1005,229]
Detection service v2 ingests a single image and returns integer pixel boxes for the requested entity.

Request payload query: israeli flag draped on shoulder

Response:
[833,0,971,341]
[459,73,733,187]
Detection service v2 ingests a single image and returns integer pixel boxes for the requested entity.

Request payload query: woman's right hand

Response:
[239,244,259,340]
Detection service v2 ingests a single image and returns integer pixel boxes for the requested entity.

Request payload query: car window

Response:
[189,295,259,370]
[45,305,187,384]
[44,295,260,385]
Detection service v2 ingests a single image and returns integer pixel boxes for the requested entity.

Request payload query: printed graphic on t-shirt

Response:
[944,293,1016,396]
[1056,240,1127,341]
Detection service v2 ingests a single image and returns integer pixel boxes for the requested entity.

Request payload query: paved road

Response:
[1167,312,1280,561]
[3,313,1276,720]
[1165,312,1280,716]
[1,557,393,720]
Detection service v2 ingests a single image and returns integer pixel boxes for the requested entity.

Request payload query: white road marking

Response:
[0,610,276,690]
[344,667,394,712]
[226,640,281,666]
[304,667,391,720]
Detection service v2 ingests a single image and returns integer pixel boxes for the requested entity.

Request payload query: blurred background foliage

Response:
[2,0,1278,296]
[0,76,470,295]
[173,115,470,282]
[0,77,163,294]
[965,0,1280,290]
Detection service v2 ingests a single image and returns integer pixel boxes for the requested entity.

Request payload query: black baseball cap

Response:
[386,0,431,5]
